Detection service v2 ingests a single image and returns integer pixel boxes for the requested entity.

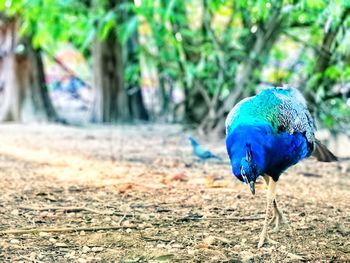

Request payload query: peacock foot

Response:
[269,211,289,233]
[258,232,277,248]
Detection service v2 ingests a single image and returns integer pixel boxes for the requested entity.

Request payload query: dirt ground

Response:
[0,124,349,262]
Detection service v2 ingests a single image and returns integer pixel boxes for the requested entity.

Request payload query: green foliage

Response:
[1,0,349,131]
[1,0,90,51]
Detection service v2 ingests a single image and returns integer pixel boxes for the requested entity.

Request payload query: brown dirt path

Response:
[0,124,349,262]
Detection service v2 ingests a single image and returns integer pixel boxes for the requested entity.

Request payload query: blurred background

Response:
[0,0,349,146]
[0,1,350,261]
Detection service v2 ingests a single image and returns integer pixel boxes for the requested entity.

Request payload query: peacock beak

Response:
[249,181,255,195]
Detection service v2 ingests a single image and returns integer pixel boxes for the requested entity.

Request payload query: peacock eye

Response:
[240,166,245,175]
[240,166,249,184]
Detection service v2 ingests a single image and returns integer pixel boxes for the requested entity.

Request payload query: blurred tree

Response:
[0,15,58,122]
[138,0,350,135]
[90,0,129,122]
[0,0,349,132]
[0,0,146,123]
[126,31,149,120]
[90,0,148,122]
[139,0,289,133]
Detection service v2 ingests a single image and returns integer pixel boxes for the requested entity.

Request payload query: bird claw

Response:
[257,237,265,248]
[258,234,277,248]
[268,214,277,226]
[269,211,289,233]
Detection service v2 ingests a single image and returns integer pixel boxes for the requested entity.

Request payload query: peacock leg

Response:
[271,199,284,232]
[258,177,277,248]
[263,175,278,227]
[269,197,291,233]
[269,199,278,227]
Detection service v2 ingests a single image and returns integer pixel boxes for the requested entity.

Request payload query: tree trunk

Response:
[126,32,148,121]
[128,87,149,120]
[91,29,129,123]
[0,18,58,122]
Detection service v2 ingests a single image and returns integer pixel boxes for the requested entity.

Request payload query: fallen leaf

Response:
[203,236,216,245]
[194,243,209,249]
[205,175,229,188]
[170,173,188,182]
[116,183,134,193]
[153,254,174,261]
[287,252,306,261]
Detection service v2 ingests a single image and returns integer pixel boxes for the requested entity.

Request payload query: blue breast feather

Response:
[226,123,311,181]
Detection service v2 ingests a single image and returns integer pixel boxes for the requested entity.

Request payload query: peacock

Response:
[225,86,337,248]
[189,136,222,161]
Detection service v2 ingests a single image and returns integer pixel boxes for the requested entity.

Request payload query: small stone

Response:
[86,256,96,262]
[233,244,241,250]
[39,232,50,237]
[10,239,20,244]
[224,230,233,234]
[240,251,254,261]
[287,252,305,260]
[137,223,146,229]
[104,216,111,222]
[196,232,209,237]
[91,247,103,252]
[65,251,75,258]
[11,209,19,216]
[156,243,166,248]
[143,223,153,228]
[80,231,86,236]
[55,242,68,247]
[83,246,90,252]
[49,238,57,243]
[140,214,150,220]
[165,244,172,249]
[123,220,131,227]
[203,236,216,245]
[77,258,87,263]
[187,249,195,255]
[203,195,211,200]
[172,243,184,249]
[29,252,36,259]
[126,228,132,233]
[215,236,231,244]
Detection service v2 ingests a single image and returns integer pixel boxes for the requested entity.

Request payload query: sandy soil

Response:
[0,124,349,262]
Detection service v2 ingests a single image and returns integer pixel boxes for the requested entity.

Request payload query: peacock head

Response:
[188,136,199,147]
[240,143,258,195]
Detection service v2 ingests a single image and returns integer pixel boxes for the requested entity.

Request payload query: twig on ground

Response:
[140,235,172,243]
[93,182,164,190]
[19,206,114,215]
[19,206,264,222]
[19,255,46,263]
[118,212,129,226]
[203,216,265,221]
[0,225,137,235]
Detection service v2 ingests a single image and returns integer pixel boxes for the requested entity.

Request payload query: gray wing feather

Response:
[275,88,316,143]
